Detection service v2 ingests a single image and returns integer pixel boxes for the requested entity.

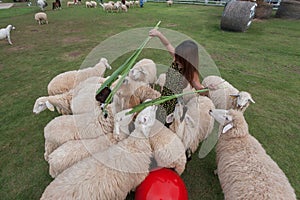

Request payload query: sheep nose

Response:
[209,109,212,113]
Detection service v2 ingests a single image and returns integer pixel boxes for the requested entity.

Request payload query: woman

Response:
[149,29,208,124]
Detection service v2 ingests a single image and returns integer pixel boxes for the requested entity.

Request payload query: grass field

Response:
[0,1,299,199]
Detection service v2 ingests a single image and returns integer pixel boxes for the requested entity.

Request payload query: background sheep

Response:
[47,57,111,96]
[128,85,161,108]
[202,75,255,112]
[41,105,157,200]
[166,0,173,6]
[37,0,47,11]
[34,12,48,25]
[0,24,15,45]
[43,104,114,160]
[210,109,297,200]
[167,95,215,154]
[128,58,157,85]
[48,108,135,178]
[99,2,114,12]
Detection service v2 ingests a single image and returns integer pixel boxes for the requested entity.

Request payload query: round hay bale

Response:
[255,2,273,19]
[275,0,300,19]
[220,0,257,32]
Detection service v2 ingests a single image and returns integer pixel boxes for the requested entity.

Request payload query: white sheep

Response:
[33,90,73,115]
[90,0,97,7]
[33,76,107,115]
[149,120,186,175]
[0,24,15,45]
[67,1,75,7]
[121,4,128,12]
[40,105,157,200]
[47,108,135,178]
[128,58,157,85]
[37,0,47,11]
[128,85,161,108]
[34,12,48,25]
[166,0,173,6]
[99,2,113,12]
[47,57,111,96]
[209,109,296,200]
[167,95,215,154]
[202,75,255,112]
[43,104,114,161]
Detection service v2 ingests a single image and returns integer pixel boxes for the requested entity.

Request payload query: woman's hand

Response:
[149,29,161,38]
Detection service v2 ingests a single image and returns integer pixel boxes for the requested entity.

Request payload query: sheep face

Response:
[33,97,55,114]
[135,105,157,137]
[113,108,135,141]
[129,68,145,82]
[209,109,249,138]
[232,91,255,110]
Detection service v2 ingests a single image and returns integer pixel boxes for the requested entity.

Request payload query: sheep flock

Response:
[32,55,296,199]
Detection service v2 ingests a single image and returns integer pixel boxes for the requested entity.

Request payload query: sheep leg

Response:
[7,34,12,45]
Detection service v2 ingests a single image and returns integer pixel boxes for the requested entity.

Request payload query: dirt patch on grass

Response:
[61,51,83,61]
[7,45,35,52]
[62,36,87,44]
[166,23,177,27]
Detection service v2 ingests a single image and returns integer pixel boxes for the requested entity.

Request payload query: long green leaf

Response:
[126,88,209,115]
[96,21,161,96]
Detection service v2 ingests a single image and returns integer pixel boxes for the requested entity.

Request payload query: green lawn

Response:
[0,2,299,199]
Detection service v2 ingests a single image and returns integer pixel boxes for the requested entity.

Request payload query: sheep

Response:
[37,0,47,11]
[99,2,114,12]
[40,105,157,200]
[43,104,114,161]
[121,3,128,12]
[34,12,48,25]
[166,0,173,6]
[202,75,255,112]
[128,58,157,85]
[149,120,186,175]
[33,76,107,115]
[0,24,15,45]
[90,0,97,7]
[209,109,297,200]
[167,95,215,154]
[67,1,75,6]
[33,90,73,115]
[47,57,111,96]
[47,108,135,178]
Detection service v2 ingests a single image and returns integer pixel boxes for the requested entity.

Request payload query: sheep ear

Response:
[45,101,55,112]
[230,94,239,99]
[222,123,233,134]
[249,97,255,104]
[166,113,174,124]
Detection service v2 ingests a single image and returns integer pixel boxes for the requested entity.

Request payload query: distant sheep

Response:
[40,105,157,200]
[210,109,296,200]
[37,0,48,11]
[202,75,255,112]
[99,2,114,12]
[166,0,173,6]
[47,57,111,95]
[0,24,15,45]
[34,12,48,25]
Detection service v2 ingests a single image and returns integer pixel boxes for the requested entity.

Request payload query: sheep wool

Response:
[43,104,114,161]
[211,109,297,200]
[149,120,186,175]
[168,95,215,153]
[41,105,157,200]
[129,58,157,85]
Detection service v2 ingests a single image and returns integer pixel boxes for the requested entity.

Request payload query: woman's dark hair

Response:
[175,40,199,86]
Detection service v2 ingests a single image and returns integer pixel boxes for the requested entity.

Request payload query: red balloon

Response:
[135,168,188,200]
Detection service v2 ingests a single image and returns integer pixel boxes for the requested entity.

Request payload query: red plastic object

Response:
[135,168,188,200]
